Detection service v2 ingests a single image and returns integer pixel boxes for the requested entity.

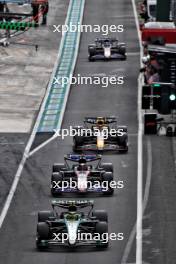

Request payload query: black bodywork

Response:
[36,200,109,249]
[51,154,114,195]
[72,117,128,153]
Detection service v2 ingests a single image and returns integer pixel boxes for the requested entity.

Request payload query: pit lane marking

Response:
[121,0,143,263]
[121,139,152,264]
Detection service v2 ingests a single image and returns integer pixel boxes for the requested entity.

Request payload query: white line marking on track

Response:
[27,132,138,159]
[0,141,32,228]
[131,0,143,262]
[121,139,152,264]
[28,133,59,158]
[121,0,144,263]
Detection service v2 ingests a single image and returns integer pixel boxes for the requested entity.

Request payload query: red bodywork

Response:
[141,22,176,44]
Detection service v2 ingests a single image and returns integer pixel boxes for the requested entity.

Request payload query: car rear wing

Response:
[84,117,117,124]
[51,200,94,209]
[65,154,101,162]
[95,38,117,43]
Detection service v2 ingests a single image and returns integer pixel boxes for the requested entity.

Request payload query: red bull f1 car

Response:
[72,117,128,153]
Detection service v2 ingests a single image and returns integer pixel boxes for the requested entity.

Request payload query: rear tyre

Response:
[38,211,55,222]
[73,135,84,152]
[120,55,126,61]
[118,134,128,153]
[89,56,95,62]
[100,163,113,172]
[119,45,126,55]
[53,163,66,173]
[51,172,63,196]
[92,210,108,222]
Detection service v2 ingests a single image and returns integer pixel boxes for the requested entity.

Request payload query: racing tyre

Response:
[102,172,114,195]
[120,55,126,61]
[53,163,66,173]
[88,45,96,55]
[51,172,63,196]
[117,126,128,133]
[92,210,108,222]
[118,134,128,153]
[95,222,109,248]
[36,222,49,250]
[89,56,95,62]
[100,163,113,172]
[73,135,84,152]
[38,211,55,222]
[119,45,126,60]
[119,45,126,55]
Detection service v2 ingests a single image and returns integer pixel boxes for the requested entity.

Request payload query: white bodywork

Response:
[104,46,111,58]
[66,220,80,245]
[76,171,90,191]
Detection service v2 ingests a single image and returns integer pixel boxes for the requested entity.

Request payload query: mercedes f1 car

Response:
[51,154,114,196]
[36,200,108,249]
[88,38,126,61]
[72,117,128,153]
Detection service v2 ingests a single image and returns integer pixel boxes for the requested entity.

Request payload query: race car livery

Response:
[88,37,126,61]
[36,200,109,249]
[72,117,128,153]
[51,154,114,195]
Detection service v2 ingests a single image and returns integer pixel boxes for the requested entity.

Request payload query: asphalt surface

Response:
[0,0,69,215]
[142,136,176,264]
[0,0,68,132]
[0,0,140,263]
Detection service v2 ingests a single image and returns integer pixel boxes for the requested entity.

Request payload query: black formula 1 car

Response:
[88,37,126,61]
[72,117,128,153]
[51,154,114,196]
[36,200,109,249]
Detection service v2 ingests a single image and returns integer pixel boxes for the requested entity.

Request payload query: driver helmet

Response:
[96,117,105,127]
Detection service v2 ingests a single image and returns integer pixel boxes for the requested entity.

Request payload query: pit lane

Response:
[0,0,140,263]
